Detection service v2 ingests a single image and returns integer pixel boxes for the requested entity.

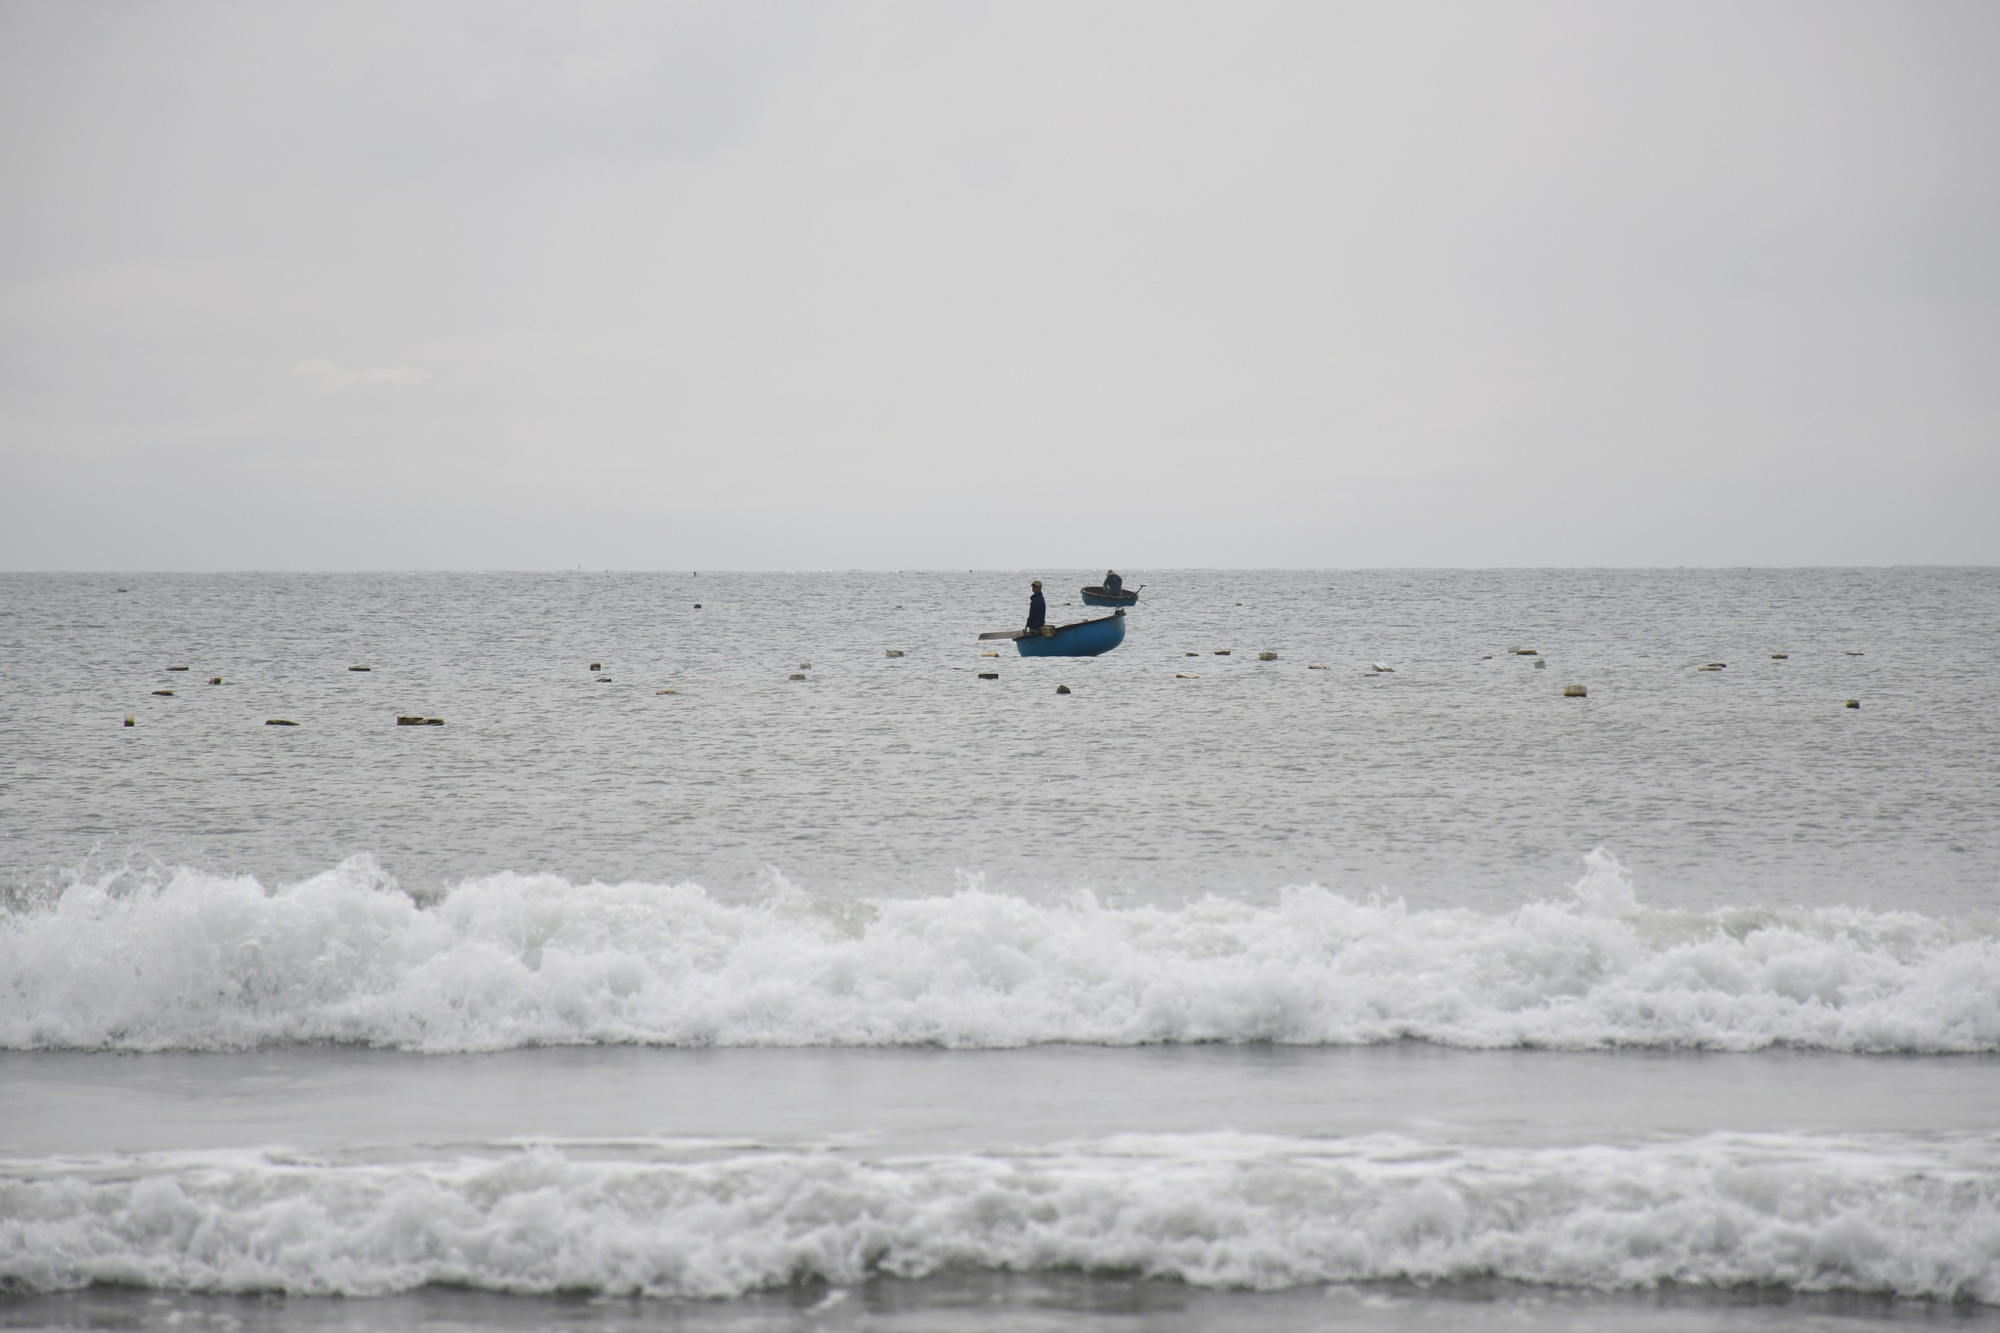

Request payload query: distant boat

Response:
[978,610,1127,657]
[1080,584,1140,607]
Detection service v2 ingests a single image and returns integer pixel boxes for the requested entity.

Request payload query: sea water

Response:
[1,569,1996,1330]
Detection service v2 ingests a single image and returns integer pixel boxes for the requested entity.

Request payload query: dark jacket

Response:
[1102,571,1122,593]
[1026,590,1047,630]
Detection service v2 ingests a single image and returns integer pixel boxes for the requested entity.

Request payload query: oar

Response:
[977,629,1026,640]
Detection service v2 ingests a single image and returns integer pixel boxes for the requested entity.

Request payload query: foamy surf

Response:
[2,1131,1995,1302]
[3,851,1996,1053]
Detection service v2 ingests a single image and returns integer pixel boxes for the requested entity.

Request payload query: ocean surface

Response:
[2,568,1996,1330]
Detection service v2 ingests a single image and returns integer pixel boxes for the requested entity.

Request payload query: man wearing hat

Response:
[1025,579,1047,633]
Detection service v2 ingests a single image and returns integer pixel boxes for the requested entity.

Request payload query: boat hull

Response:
[1080,586,1138,607]
[1016,611,1126,657]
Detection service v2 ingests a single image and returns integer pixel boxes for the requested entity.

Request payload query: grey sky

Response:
[2,0,1995,569]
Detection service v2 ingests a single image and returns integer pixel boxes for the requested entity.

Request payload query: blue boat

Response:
[979,609,1127,657]
[1080,584,1139,607]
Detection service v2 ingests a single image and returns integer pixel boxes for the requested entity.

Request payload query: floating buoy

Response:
[1185,652,1198,657]
[1845,651,1863,656]
[981,651,999,658]
[1176,672,1198,679]
[597,676,612,683]
[151,689,174,696]
[886,650,904,658]
[1055,684,1071,694]
[166,666,189,672]
[1564,683,1587,698]
[1511,648,1538,656]
[207,676,222,685]
[348,665,371,672]
[1846,698,1861,709]
[1370,663,1393,673]
[1308,664,1326,670]
[693,603,702,609]
[1698,663,1726,672]
[1771,653,1789,660]
[1258,651,1277,661]
[1479,655,1493,660]
[655,688,676,695]
[1214,649,1231,656]
[977,671,999,680]
[789,673,807,681]
[1533,658,1547,669]
[123,715,134,727]
[589,662,601,671]
[265,719,297,726]
[396,715,444,725]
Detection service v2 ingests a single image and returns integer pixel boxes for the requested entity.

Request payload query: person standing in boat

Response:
[1025,580,1047,632]
[1102,570,1123,594]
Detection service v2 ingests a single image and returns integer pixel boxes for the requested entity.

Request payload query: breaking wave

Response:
[3,850,1996,1053]
[3,1131,1996,1302]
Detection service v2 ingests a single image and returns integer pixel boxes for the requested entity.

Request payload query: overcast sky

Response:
[2,0,1995,569]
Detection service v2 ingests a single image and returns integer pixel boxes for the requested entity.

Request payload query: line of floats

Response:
[119,577,1871,721]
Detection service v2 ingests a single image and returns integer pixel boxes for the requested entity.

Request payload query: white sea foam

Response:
[3,850,1996,1053]
[3,1131,1996,1302]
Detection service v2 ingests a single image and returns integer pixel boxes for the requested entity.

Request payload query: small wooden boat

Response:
[1080,584,1140,607]
[978,609,1127,657]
